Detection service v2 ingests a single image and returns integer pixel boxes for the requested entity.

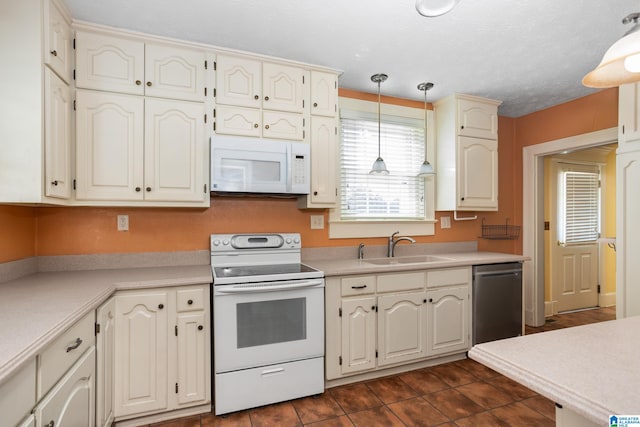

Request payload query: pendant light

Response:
[583,12,640,88]
[417,82,435,177]
[415,0,461,17]
[369,73,389,175]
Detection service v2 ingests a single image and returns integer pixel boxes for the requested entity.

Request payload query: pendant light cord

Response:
[377,79,382,158]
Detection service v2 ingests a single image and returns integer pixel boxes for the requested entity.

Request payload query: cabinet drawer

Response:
[377,272,425,293]
[341,276,376,296]
[176,286,207,312]
[426,267,471,288]
[0,358,36,427]
[38,311,95,399]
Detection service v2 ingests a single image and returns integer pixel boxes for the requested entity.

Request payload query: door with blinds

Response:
[550,161,600,312]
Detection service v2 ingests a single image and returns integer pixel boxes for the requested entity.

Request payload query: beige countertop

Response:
[0,265,212,385]
[306,251,528,277]
[469,316,640,424]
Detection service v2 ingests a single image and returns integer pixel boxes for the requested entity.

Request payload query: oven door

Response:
[213,278,324,373]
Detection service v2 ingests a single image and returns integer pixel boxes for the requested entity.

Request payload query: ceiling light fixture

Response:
[369,73,389,175]
[417,82,435,177]
[583,12,640,88]
[415,0,461,17]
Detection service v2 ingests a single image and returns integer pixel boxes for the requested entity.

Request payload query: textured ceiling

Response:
[63,0,636,117]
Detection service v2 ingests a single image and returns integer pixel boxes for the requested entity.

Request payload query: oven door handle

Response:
[215,280,324,293]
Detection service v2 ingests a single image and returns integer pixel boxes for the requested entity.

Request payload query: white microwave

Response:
[211,136,310,194]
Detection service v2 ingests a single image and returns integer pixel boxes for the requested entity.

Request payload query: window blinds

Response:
[561,170,600,244]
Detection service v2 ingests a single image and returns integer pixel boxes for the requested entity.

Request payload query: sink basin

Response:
[364,255,453,265]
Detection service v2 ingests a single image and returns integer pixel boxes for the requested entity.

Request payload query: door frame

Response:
[523,127,617,327]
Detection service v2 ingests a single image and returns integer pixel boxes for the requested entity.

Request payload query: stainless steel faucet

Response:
[388,231,416,257]
[358,243,365,260]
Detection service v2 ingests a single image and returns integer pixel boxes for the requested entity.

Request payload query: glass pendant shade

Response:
[583,13,640,88]
[417,82,435,177]
[415,0,461,17]
[369,73,389,175]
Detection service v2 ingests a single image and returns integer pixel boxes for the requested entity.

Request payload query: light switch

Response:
[440,216,451,229]
[310,215,324,229]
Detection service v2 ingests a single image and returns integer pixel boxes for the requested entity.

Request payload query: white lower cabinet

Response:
[106,285,211,423]
[34,346,96,427]
[96,297,116,427]
[327,267,471,381]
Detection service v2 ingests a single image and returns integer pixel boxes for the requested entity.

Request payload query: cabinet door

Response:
[618,83,640,147]
[427,286,470,356]
[262,110,304,141]
[215,55,261,108]
[457,98,498,139]
[35,346,95,427]
[75,90,144,201]
[114,291,169,418]
[263,63,304,113]
[144,98,206,202]
[308,116,337,206]
[18,414,35,427]
[457,136,498,210]
[377,292,427,367]
[215,105,261,137]
[145,44,206,102]
[341,297,376,375]
[75,31,145,95]
[176,311,209,407]
[44,68,71,199]
[44,0,72,83]
[310,71,337,117]
[96,297,115,427]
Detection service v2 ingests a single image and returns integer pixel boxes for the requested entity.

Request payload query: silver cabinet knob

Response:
[50,50,57,57]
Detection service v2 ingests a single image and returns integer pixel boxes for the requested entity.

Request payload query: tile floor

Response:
[144,307,615,427]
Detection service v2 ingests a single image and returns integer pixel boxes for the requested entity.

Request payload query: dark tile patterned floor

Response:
[144,307,615,427]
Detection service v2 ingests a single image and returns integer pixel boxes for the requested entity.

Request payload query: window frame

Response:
[329,97,436,239]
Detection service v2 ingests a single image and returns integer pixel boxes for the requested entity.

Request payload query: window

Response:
[329,98,435,238]
[558,165,600,245]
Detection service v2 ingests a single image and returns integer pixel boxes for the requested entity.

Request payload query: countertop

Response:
[469,316,640,424]
[306,251,528,277]
[0,265,212,385]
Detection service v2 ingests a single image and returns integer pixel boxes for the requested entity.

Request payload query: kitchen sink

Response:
[364,255,454,265]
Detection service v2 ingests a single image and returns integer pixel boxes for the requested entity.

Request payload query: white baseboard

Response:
[545,301,557,317]
[599,292,616,307]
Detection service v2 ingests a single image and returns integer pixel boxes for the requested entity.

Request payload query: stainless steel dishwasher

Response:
[472,262,523,345]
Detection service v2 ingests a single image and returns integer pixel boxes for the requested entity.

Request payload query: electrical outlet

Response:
[117,215,129,231]
[440,216,451,229]
[310,215,324,229]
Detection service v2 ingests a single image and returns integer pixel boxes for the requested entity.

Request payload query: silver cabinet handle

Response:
[66,337,82,352]
[50,50,57,57]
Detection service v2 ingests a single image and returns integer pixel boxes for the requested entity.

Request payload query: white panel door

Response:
[341,297,376,375]
[215,105,261,137]
[44,68,71,200]
[427,286,469,356]
[262,63,304,113]
[215,54,261,108]
[144,98,206,202]
[262,110,304,141]
[96,297,115,427]
[457,136,498,210]
[617,150,640,318]
[75,31,145,95]
[114,291,169,418]
[43,0,72,83]
[310,71,337,117]
[35,346,95,427]
[145,44,206,102]
[457,98,498,139]
[75,90,144,201]
[176,311,208,406]
[308,116,337,206]
[377,292,427,367]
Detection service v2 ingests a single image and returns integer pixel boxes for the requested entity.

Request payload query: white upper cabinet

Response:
[44,68,72,200]
[44,0,73,83]
[262,62,304,113]
[298,116,337,207]
[435,93,501,212]
[76,31,206,101]
[618,82,640,149]
[262,110,304,140]
[215,54,262,108]
[310,70,338,117]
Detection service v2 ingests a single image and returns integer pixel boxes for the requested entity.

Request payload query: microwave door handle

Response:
[216,280,324,293]
[286,144,292,193]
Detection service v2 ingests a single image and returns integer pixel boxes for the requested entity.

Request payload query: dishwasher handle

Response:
[474,269,521,278]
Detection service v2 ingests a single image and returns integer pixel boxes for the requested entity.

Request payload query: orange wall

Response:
[0,88,618,261]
